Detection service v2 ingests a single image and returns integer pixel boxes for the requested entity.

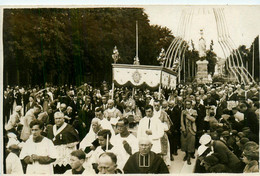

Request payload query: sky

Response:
[144,5,260,58]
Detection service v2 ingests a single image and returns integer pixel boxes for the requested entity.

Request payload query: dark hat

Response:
[216,127,224,134]
[244,141,259,151]
[8,144,20,152]
[209,164,228,173]
[221,131,230,137]
[242,127,250,132]
[231,130,238,135]
[239,138,250,146]
[251,96,259,101]
[85,95,91,99]
[204,155,219,166]
[238,95,246,100]
[210,132,219,140]
[222,109,232,115]
[237,132,245,138]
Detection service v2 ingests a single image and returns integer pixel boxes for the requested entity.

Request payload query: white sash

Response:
[53,123,67,140]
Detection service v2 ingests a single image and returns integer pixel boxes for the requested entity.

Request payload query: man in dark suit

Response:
[3,91,12,123]
[204,93,217,106]
[240,103,259,141]
[69,96,78,115]
[194,97,206,148]
[25,96,36,113]
[13,87,22,106]
[166,100,175,160]
[101,96,108,111]
[226,87,237,101]
[22,90,30,115]
[171,97,183,156]
[134,94,146,116]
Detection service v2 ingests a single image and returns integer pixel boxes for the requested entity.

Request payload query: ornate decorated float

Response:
[111,22,178,98]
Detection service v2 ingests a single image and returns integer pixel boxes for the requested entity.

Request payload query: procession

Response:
[2,6,260,175]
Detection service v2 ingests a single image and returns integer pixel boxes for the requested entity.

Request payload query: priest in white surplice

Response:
[103,99,122,126]
[153,101,172,166]
[111,118,138,169]
[137,105,164,154]
[79,118,102,153]
[95,107,115,135]
[80,107,115,151]
[20,119,57,174]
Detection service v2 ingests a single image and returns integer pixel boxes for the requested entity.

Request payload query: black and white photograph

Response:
[1,3,260,175]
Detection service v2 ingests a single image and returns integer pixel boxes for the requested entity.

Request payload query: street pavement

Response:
[169,149,197,173]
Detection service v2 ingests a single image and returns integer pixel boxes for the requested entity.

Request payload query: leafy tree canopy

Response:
[3,8,174,87]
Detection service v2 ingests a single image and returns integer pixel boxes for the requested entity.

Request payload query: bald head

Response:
[91,118,100,125]
[139,138,153,155]
[107,99,114,109]
[98,152,117,174]
[139,137,152,145]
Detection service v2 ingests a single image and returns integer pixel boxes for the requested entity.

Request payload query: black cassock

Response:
[123,151,169,174]
[46,123,79,145]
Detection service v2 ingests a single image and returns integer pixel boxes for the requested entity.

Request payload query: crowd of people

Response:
[3,81,259,174]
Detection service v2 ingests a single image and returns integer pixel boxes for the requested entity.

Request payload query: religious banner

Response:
[112,64,177,90]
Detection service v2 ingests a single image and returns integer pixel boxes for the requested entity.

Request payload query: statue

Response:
[157,48,166,66]
[214,64,219,76]
[198,29,206,58]
[196,29,209,84]
[112,46,120,63]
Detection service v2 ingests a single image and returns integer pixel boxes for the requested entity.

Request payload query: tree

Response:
[3,8,175,87]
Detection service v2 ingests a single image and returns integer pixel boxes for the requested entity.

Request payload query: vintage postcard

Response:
[0,2,259,175]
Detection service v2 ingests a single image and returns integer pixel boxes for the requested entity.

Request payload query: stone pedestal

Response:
[196,60,209,84]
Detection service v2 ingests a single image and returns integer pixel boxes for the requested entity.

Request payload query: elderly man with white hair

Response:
[46,111,79,174]
[79,118,103,153]
[123,137,169,174]
[103,99,122,126]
